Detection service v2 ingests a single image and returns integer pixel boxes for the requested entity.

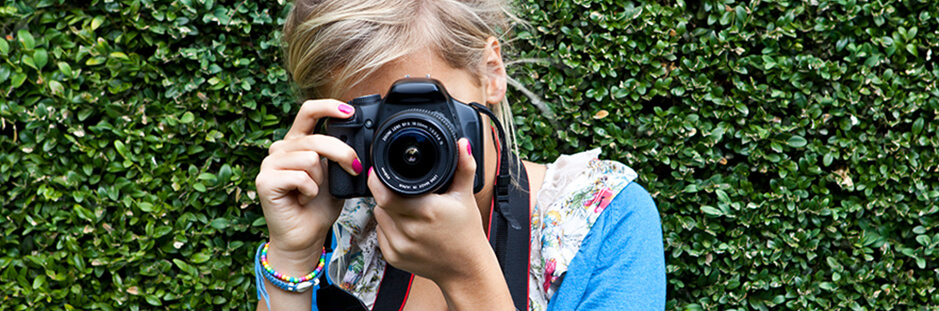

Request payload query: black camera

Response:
[325,78,485,198]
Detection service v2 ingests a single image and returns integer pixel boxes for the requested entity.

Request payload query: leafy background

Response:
[1,0,937,309]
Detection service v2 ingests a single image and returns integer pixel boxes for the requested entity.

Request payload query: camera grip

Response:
[325,115,373,198]
[328,160,369,198]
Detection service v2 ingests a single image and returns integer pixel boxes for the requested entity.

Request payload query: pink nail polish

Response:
[352,158,363,175]
[338,103,355,115]
[466,141,472,156]
[367,167,373,178]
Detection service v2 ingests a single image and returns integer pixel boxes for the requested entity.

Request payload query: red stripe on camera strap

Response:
[371,266,414,311]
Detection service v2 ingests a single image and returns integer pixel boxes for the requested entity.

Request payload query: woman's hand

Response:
[255,99,362,262]
[369,138,514,310]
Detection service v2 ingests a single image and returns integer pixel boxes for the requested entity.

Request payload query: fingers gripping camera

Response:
[325,78,485,198]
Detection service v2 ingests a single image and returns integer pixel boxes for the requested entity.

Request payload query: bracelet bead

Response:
[259,242,326,287]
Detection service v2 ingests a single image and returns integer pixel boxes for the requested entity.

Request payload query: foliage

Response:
[1,0,937,310]
[1,0,289,309]
[512,0,939,309]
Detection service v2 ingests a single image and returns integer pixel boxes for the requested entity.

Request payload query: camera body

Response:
[326,78,485,198]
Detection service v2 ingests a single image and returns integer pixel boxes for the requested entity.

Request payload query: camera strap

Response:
[472,103,531,311]
[486,151,531,311]
[316,103,531,311]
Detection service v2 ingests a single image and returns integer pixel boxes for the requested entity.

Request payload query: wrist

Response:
[266,236,326,278]
[434,249,514,311]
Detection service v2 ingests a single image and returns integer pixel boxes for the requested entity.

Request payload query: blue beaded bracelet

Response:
[254,243,321,303]
[263,268,318,293]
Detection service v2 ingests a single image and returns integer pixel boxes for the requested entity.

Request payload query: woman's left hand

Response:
[368,138,513,309]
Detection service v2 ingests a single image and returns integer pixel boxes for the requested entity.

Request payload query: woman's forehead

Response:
[339,50,476,102]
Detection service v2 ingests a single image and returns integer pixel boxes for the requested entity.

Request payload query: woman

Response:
[253,0,665,310]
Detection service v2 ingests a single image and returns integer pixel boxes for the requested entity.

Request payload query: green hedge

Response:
[1,0,937,309]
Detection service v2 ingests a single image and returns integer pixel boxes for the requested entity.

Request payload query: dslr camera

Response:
[325,78,485,198]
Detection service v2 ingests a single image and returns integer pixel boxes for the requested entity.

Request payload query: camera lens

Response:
[372,109,458,196]
[387,128,437,180]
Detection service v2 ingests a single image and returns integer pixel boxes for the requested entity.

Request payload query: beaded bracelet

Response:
[259,242,327,284]
[262,265,318,293]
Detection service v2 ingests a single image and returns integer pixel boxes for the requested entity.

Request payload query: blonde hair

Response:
[282,0,520,157]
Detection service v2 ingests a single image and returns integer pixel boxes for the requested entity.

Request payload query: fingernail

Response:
[352,158,363,175]
[466,140,472,156]
[367,167,373,178]
[338,103,355,115]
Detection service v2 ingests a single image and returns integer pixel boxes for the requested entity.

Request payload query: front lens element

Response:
[387,129,437,180]
[404,146,421,164]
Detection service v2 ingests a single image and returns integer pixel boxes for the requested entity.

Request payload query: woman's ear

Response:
[482,37,507,105]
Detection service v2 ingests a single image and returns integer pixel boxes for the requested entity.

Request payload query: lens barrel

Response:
[372,109,458,196]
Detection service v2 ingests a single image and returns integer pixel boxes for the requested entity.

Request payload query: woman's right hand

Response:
[254,99,362,261]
